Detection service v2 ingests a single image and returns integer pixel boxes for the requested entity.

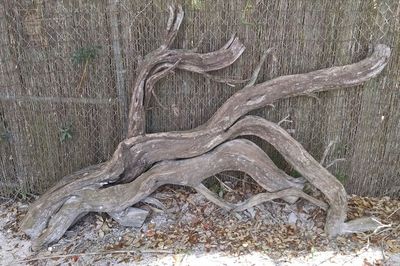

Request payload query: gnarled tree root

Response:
[24,138,318,250]
[21,4,391,251]
[23,115,389,250]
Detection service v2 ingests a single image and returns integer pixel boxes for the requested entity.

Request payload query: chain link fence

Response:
[0,0,399,198]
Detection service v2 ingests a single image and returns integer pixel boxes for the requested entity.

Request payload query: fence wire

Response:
[0,0,399,198]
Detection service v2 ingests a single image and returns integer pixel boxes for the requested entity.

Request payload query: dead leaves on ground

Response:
[347,195,400,253]
[1,189,399,263]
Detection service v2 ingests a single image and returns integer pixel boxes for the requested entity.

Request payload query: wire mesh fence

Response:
[0,0,399,198]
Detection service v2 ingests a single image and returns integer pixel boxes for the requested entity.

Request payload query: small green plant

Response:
[335,172,349,184]
[187,0,204,11]
[16,189,28,201]
[72,45,101,65]
[13,187,36,202]
[289,169,302,178]
[241,0,255,26]
[72,45,101,94]
[205,176,225,198]
[60,124,73,143]
[210,182,224,198]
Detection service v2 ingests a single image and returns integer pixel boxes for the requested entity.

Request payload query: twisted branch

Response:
[21,4,391,251]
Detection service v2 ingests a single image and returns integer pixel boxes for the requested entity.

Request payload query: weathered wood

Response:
[126,6,245,137]
[108,207,149,227]
[28,138,319,249]
[341,217,390,234]
[21,5,391,251]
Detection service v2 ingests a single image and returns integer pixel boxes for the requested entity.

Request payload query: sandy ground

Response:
[1,192,399,266]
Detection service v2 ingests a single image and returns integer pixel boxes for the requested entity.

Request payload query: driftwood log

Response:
[21,5,391,251]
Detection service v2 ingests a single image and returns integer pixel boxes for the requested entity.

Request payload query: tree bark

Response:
[21,5,391,251]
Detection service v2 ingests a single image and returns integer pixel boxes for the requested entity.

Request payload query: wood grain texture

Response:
[21,5,391,251]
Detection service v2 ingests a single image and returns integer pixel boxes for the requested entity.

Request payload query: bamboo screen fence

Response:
[0,0,399,197]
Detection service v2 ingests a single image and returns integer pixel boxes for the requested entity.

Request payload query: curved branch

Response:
[207,44,390,129]
[162,5,184,49]
[23,112,350,248]
[194,184,235,210]
[126,5,245,137]
[128,7,390,138]
[244,47,273,88]
[28,139,310,249]
[194,184,328,212]
[127,35,245,137]
[144,61,181,107]
[341,217,391,234]
[233,188,328,212]
[126,4,183,137]
[23,45,390,248]
[22,4,391,252]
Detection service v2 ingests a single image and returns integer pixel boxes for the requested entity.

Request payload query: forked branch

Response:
[127,6,246,137]
[21,4,391,251]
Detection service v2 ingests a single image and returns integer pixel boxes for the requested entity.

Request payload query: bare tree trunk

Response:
[21,5,391,251]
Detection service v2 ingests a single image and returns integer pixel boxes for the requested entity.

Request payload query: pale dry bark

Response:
[21,5,391,251]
